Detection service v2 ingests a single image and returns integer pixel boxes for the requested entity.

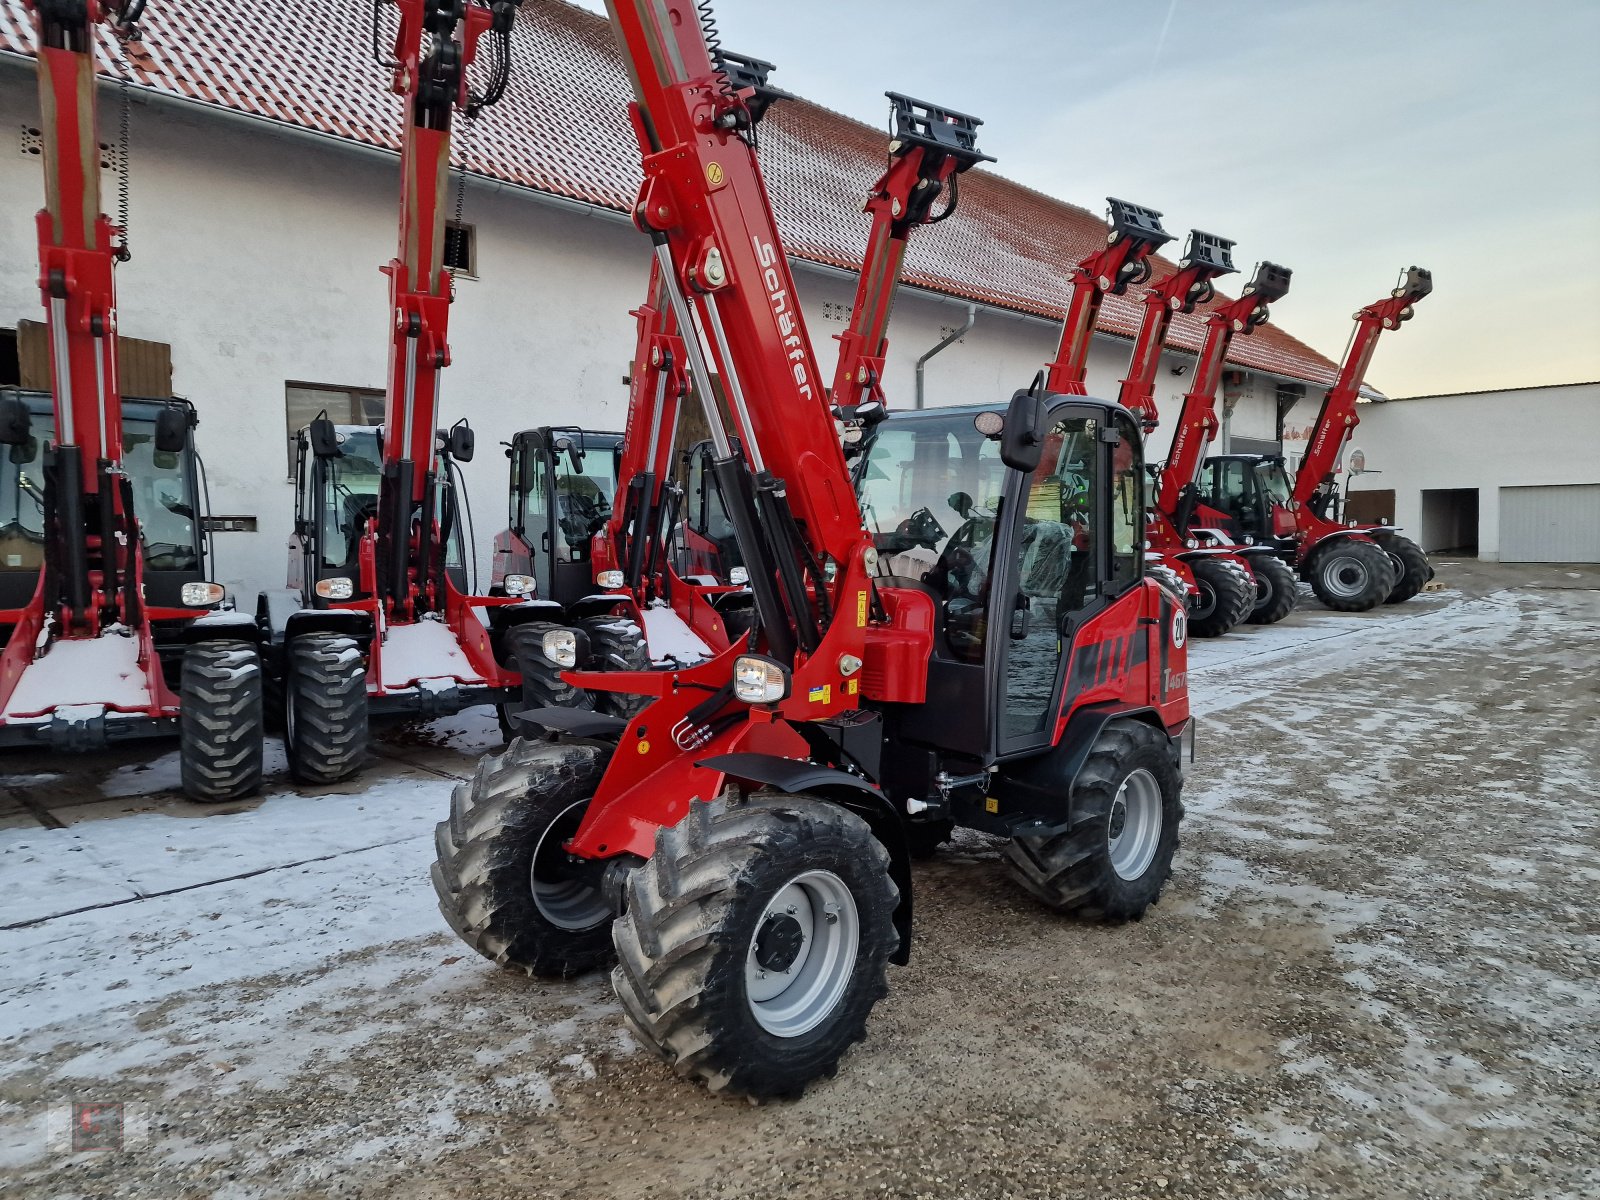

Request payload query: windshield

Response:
[555,444,617,549]
[1256,460,1293,505]
[0,407,200,574]
[318,429,384,571]
[858,411,1006,581]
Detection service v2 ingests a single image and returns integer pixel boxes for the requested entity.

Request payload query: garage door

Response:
[1499,484,1600,562]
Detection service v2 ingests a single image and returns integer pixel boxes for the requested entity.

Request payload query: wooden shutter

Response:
[16,320,174,398]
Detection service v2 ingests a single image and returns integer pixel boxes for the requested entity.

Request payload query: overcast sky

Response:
[574,0,1599,398]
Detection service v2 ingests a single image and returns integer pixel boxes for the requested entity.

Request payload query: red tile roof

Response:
[0,0,1343,388]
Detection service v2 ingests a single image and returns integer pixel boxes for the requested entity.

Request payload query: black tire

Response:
[499,621,589,738]
[1216,557,1257,628]
[431,739,615,977]
[612,792,899,1099]
[1307,537,1396,612]
[718,602,758,645]
[1245,554,1299,625]
[1146,562,1189,606]
[1187,556,1251,638]
[1003,721,1183,922]
[179,640,265,804]
[905,817,955,860]
[284,632,369,785]
[1375,533,1432,604]
[579,615,651,718]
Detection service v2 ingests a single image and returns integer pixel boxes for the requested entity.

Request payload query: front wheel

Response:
[284,632,369,785]
[1187,557,1251,638]
[612,792,899,1099]
[1245,555,1299,625]
[431,739,614,977]
[1307,538,1396,612]
[1003,721,1183,922]
[179,640,265,803]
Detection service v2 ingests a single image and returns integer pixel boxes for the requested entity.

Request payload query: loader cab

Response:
[0,389,208,613]
[861,394,1151,765]
[1200,453,1296,542]
[504,427,621,607]
[291,424,469,607]
[677,438,746,583]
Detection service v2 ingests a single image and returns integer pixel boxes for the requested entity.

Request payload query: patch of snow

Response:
[641,600,711,665]
[2,633,154,717]
[379,620,484,689]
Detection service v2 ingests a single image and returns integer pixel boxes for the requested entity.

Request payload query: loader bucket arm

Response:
[1154,260,1292,518]
[1290,267,1433,508]
[373,0,520,619]
[1044,198,1173,396]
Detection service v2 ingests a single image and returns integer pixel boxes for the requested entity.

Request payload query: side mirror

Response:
[154,406,188,454]
[517,448,539,495]
[449,422,475,463]
[1000,388,1047,473]
[553,435,583,474]
[309,415,342,459]
[0,396,32,447]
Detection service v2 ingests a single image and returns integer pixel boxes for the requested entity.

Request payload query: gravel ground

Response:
[1,564,1596,1199]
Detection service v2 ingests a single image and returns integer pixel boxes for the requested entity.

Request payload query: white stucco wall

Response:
[1344,383,1600,560]
[1,70,1313,597]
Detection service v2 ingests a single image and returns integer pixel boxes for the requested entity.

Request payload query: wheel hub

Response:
[1108,799,1128,841]
[754,912,805,972]
[1107,769,1163,882]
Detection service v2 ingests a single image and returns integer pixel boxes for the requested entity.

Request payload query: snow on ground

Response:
[0,578,1595,1198]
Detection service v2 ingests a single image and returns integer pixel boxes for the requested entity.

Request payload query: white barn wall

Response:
[2,71,1318,596]
[1346,384,1600,561]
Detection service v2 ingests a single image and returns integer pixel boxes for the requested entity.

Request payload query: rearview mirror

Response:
[0,395,32,447]
[449,421,475,463]
[154,406,188,454]
[1000,389,1047,473]
[517,447,539,495]
[309,415,342,459]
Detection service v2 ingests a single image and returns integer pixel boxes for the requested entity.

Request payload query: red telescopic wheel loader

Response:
[1196,269,1434,610]
[431,0,1190,1100]
[259,0,540,782]
[0,0,266,802]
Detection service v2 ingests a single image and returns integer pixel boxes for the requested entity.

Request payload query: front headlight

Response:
[728,566,749,586]
[181,581,225,607]
[1184,538,1198,550]
[595,569,625,590]
[733,654,790,705]
[503,574,534,597]
[314,577,354,601]
[542,628,578,668]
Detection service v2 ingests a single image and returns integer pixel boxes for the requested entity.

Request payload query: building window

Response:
[444,222,476,278]
[285,382,384,477]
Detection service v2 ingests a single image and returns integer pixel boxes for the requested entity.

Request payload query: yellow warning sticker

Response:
[984,797,999,814]
[845,678,858,696]
[856,590,868,627]
[637,740,651,755]
[808,684,831,705]
[705,161,726,187]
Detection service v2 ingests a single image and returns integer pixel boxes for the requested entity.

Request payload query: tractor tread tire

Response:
[579,615,651,718]
[1246,555,1299,625]
[1003,721,1183,923]
[499,621,590,738]
[1146,562,1189,606]
[285,632,369,785]
[1376,533,1432,604]
[179,640,266,804]
[431,739,614,978]
[1187,557,1252,638]
[611,791,899,1100]
[1216,558,1258,628]
[1308,538,1397,612]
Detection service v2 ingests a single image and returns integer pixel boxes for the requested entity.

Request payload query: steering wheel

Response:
[894,506,947,550]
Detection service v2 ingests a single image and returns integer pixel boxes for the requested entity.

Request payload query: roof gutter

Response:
[914,305,977,409]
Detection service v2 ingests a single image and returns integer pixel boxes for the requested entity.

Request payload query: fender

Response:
[176,612,263,646]
[283,607,372,647]
[698,751,914,966]
[492,599,564,632]
[988,704,1173,831]
[510,706,627,740]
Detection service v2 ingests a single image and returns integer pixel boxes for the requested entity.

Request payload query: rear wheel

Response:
[179,640,265,804]
[1308,538,1396,612]
[612,792,899,1099]
[431,739,614,977]
[1003,721,1183,922]
[1245,554,1299,625]
[284,632,369,784]
[1376,533,1432,604]
[1187,557,1251,638]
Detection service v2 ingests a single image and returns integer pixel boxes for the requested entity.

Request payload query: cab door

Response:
[988,404,1144,758]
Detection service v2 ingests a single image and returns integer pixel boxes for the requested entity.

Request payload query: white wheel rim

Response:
[745,870,859,1038]
[1322,553,1371,600]
[1107,769,1163,881]
[529,800,610,931]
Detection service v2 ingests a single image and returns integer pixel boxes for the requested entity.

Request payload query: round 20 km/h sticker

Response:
[1171,606,1188,649]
